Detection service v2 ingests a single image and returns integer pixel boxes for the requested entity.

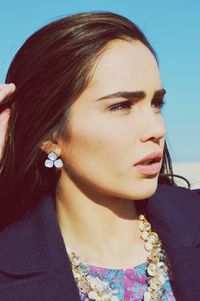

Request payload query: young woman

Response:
[0,12,200,301]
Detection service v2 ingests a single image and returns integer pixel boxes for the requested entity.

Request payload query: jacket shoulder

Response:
[150,183,200,209]
[0,195,67,274]
[148,184,200,248]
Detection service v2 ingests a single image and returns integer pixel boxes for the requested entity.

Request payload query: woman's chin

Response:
[122,179,159,201]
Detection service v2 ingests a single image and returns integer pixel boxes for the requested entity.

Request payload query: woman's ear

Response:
[40,140,62,157]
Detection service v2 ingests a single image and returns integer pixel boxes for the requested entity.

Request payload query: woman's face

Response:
[58,40,166,200]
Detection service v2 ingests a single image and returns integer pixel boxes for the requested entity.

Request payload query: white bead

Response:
[72,256,81,266]
[143,291,151,301]
[141,230,149,240]
[158,274,166,285]
[148,232,159,244]
[145,241,153,251]
[48,151,57,161]
[149,274,165,290]
[54,159,63,168]
[88,291,98,299]
[152,289,162,299]
[147,263,158,276]
[111,296,120,301]
[139,214,145,220]
[150,278,161,290]
[139,221,151,231]
[157,261,168,273]
[44,159,54,168]
[101,295,109,301]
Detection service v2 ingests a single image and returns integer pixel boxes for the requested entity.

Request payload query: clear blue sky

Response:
[0,0,199,162]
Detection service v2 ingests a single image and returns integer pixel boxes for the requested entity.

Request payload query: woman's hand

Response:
[0,83,16,159]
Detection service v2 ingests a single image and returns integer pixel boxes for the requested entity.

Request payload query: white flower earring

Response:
[44,151,63,168]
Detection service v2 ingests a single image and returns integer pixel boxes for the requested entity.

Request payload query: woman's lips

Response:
[134,160,162,176]
[133,151,163,176]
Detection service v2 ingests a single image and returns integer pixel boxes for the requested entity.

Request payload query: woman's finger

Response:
[0,109,10,159]
[0,83,16,102]
[0,83,15,159]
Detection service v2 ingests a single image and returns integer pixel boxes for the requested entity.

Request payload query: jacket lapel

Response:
[147,184,200,300]
[0,195,80,301]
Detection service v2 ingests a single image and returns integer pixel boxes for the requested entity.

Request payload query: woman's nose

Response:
[139,113,166,143]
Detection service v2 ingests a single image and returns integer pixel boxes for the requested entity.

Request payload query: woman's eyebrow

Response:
[153,89,166,98]
[95,89,166,101]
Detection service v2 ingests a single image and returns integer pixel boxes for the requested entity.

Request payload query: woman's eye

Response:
[152,99,166,111]
[109,100,133,112]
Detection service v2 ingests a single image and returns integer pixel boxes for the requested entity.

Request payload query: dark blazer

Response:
[0,184,200,301]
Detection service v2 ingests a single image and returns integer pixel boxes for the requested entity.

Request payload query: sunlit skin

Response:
[44,40,166,268]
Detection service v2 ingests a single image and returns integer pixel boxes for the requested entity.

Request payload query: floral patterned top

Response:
[79,261,176,301]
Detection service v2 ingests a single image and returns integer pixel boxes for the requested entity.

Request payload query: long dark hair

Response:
[0,12,175,229]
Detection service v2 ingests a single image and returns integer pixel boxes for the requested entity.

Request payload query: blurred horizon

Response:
[172,161,200,189]
[0,0,199,163]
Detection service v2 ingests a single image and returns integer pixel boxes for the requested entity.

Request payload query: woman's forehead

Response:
[86,40,162,97]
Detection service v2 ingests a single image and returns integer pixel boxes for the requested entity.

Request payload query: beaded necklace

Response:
[67,215,170,301]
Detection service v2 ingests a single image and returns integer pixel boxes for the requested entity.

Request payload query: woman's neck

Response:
[55,175,148,268]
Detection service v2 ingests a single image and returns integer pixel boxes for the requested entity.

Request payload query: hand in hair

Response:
[0,83,15,159]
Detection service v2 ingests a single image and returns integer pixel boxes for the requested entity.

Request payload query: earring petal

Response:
[54,159,63,168]
[45,159,54,168]
[48,151,57,161]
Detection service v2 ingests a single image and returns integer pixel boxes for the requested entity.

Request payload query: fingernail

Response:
[9,83,16,88]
